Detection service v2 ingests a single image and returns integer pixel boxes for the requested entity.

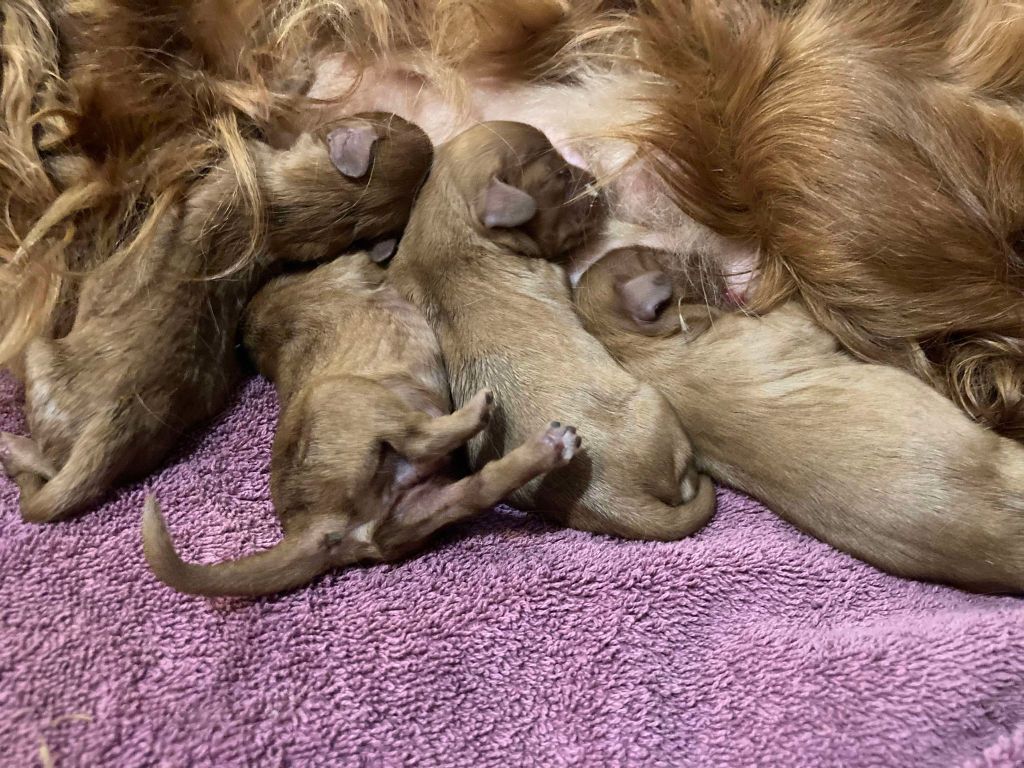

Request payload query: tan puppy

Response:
[142,254,580,596]
[573,247,1024,592]
[0,113,432,523]
[389,122,716,541]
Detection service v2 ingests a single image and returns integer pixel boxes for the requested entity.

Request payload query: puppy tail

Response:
[141,496,334,597]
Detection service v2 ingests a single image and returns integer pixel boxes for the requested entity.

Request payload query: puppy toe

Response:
[540,422,581,465]
[469,388,495,420]
[559,427,580,463]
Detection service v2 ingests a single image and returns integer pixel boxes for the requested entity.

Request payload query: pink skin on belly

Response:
[720,252,760,307]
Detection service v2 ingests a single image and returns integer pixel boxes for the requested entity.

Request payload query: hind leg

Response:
[384,388,495,461]
[0,433,57,511]
[15,417,128,523]
[1,432,58,480]
[381,422,581,553]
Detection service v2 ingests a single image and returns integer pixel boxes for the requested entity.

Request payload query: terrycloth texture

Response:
[2,372,1023,768]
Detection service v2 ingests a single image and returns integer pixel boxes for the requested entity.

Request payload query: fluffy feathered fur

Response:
[2,0,1023,436]
[630,0,1024,437]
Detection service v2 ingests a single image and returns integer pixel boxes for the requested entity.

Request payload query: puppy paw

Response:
[0,432,55,480]
[0,433,13,477]
[465,388,495,426]
[540,421,582,466]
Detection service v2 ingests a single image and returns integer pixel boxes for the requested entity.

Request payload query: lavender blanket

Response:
[2,372,1023,767]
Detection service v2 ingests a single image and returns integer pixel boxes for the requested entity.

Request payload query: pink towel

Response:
[2,372,1022,767]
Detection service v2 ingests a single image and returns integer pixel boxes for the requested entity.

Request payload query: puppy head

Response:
[438,121,605,260]
[272,112,433,259]
[574,247,690,339]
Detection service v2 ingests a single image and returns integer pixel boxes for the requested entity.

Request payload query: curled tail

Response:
[141,497,335,597]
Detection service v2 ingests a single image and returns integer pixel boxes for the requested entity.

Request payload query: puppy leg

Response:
[1,432,57,508]
[596,475,717,542]
[389,421,581,544]
[385,388,495,461]
[18,418,125,523]
[0,432,58,480]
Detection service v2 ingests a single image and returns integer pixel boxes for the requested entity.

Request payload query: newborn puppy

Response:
[574,247,1024,592]
[142,254,579,596]
[0,113,432,523]
[389,122,716,540]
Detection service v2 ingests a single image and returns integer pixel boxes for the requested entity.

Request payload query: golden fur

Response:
[574,247,1024,592]
[631,0,1024,438]
[0,113,432,522]
[389,122,717,540]
[142,253,580,597]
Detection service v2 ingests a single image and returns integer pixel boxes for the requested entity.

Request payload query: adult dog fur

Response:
[3,0,1023,438]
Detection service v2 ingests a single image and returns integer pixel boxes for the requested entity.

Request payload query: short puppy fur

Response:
[142,253,580,596]
[574,247,1024,592]
[0,113,432,523]
[389,122,716,540]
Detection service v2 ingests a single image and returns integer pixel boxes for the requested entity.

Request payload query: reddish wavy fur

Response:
[632,0,1024,437]
[1,0,1022,436]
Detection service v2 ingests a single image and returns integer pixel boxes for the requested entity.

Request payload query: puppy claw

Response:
[540,422,581,465]
[467,388,496,423]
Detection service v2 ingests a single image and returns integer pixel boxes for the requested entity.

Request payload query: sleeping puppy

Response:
[0,113,433,523]
[573,247,1024,593]
[389,122,716,541]
[142,253,580,597]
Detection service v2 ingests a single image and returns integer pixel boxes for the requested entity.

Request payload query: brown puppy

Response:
[574,247,1024,592]
[0,113,432,523]
[142,253,580,596]
[389,122,716,541]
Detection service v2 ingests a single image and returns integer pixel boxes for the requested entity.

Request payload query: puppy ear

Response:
[478,177,537,229]
[368,238,398,264]
[327,123,383,178]
[616,271,674,323]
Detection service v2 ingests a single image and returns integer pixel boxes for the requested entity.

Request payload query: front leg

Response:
[384,388,494,461]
